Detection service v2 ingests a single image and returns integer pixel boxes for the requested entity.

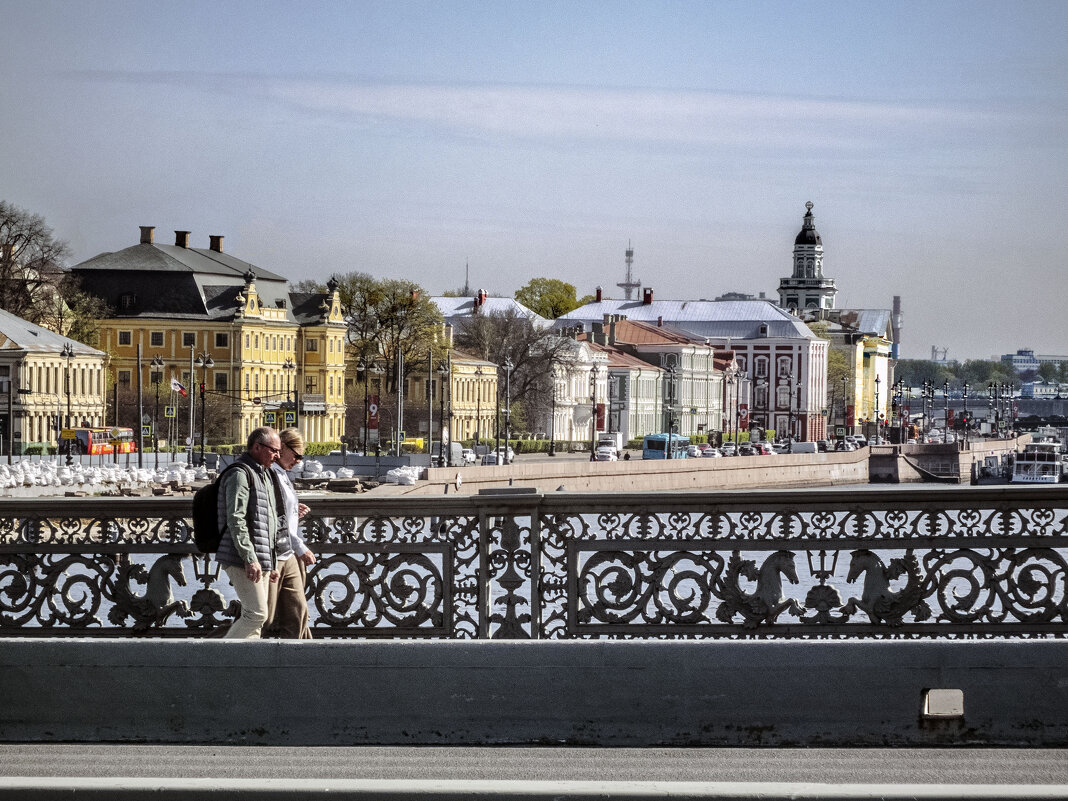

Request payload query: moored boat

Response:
[1011,440,1063,484]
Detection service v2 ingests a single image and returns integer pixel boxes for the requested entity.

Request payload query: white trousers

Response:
[223,564,271,639]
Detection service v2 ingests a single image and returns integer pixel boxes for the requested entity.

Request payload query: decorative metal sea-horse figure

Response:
[109,553,191,631]
[716,550,804,628]
[842,549,931,626]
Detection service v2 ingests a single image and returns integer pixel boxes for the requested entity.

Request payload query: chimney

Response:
[642,287,654,305]
[139,226,155,245]
[209,235,224,252]
[174,230,190,248]
[595,285,602,302]
[657,316,663,327]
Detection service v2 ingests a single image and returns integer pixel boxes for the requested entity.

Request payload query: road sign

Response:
[284,411,296,425]
[141,425,152,437]
[264,411,276,425]
[60,428,76,440]
[164,405,176,418]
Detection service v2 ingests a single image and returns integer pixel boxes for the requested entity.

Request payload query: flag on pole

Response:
[170,377,188,397]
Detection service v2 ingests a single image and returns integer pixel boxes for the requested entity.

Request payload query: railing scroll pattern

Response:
[0,488,1065,639]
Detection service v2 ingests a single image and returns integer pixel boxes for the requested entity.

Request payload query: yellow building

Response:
[72,227,346,445]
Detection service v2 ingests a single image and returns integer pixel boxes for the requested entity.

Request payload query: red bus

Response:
[61,427,138,456]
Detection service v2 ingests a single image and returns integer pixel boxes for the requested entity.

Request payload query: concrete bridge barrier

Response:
[2,639,1065,747]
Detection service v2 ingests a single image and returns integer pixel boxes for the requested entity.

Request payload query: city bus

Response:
[641,433,690,460]
[60,427,138,456]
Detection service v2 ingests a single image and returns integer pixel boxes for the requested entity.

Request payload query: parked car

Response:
[495,445,515,464]
[461,448,477,465]
[816,440,831,452]
[701,447,722,458]
[480,453,499,465]
[737,443,755,456]
[721,443,736,456]
[851,436,868,448]
[696,443,713,455]
[772,442,790,454]
[686,444,701,458]
[834,441,856,452]
[594,446,618,462]
[753,442,774,455]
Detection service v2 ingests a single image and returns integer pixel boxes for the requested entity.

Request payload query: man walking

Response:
[216,426,282,639]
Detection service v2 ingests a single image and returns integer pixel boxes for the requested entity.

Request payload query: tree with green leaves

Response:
[515,277,583,320]
[328,272,446,393]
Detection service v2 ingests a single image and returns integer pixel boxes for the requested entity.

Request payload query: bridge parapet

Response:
[1,486,1066,640]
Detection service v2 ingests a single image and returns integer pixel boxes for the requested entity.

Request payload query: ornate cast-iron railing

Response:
[0,486,1066,639]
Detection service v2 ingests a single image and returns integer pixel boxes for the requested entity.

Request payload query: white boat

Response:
[1011,440,1063,484]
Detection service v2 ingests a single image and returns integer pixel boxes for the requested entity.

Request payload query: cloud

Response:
[265,79,994,151]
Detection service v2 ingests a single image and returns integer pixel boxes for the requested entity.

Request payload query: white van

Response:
[790,441,818,454]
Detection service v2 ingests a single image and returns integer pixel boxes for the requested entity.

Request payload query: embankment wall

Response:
[419,450,869,495]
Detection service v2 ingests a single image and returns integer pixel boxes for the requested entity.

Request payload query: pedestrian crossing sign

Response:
[164,406,176,418]
[264,412,276,424]
[284,411,296,425]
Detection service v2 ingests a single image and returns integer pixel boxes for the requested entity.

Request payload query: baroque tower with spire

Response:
[777,201,837,311]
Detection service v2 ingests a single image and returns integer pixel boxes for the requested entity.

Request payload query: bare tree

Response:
[0,201,71,324]
[456,308,575,433]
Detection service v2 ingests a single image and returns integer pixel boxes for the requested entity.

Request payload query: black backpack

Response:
[191,462,253,554]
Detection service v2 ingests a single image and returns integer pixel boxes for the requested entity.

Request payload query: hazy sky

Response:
[3,1,1066,361]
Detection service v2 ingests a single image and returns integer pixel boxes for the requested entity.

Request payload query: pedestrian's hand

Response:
[300,551,317,566]
[245,562,261,582]
[297,502,310,518]
[269,570,279,583]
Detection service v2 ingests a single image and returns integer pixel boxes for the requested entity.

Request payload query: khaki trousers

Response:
[222,565,270,639]
[265,554,313,639]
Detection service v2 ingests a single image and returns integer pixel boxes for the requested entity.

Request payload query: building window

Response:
[215,332,229,348]
[306,339,318,352]
[214,373,227,392]
[183,332,195,348]
[118,331,132,346]
[150,370,163,386]
[118,370,131,386]
[245,334,250,348]
[254,334,259,349]
[150,331,164,347]
[120,294,137,310]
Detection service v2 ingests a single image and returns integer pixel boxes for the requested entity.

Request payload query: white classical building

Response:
[556,297,825,441]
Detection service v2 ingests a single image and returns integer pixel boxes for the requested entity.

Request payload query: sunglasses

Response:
[285,444,304,462]
[258,441,281,455]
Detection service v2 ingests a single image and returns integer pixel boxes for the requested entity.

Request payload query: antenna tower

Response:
[616,241,641,300]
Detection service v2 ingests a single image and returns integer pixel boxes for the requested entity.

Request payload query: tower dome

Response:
[794,201,822,246]
[777,201,836,311]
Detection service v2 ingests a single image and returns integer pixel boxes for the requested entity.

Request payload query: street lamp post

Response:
[474,365,483,449]
[151,355,164,470]
[788,377,796,447]
[194,352,214,466]
[437,362,449,466]
[841,375,848,437]
[61,343,74,467]
[281,358,297,431]
[873,375,881,443]
[503,358,513,462]
[943,381,950,444]
[664,365,675,459]
[589,365,600,459]
[549,366,558,457]
[962,381,970,446]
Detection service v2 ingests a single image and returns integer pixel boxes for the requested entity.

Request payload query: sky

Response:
[2,0,1066,362]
